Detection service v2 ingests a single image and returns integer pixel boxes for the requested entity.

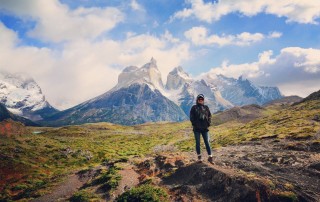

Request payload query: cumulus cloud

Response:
[0,0,124,42]
[207,47,320,97]
[0,0,190,110]
[0,21,190,110]
[172,0,320,24]
[184,26,280,46]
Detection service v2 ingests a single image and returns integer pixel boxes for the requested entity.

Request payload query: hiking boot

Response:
[208,156,214,164]
[197,155,202,163]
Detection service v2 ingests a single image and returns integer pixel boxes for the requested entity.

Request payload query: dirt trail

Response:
[108,164,140,201]
[31,166,101,202]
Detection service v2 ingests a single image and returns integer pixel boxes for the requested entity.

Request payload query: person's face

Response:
[198,98,204,103]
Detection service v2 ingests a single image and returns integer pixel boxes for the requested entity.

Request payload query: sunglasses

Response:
[198,98,204,101]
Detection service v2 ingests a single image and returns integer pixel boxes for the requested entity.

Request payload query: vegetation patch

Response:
[116,184,169,202]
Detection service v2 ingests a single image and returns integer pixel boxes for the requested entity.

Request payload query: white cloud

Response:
[207,47,320,97]
[184,26,274,46]
[0,22,190,110]
[162,30,180,43]
[0,0,124,43]
[130,0,144,11]
[268,31,282,38]
[173,0,320,24]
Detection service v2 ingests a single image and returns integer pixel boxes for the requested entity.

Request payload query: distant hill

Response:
[0,103,38,126]
[211,104,267,125]
[294,89,320,105]
[264,95,303,106]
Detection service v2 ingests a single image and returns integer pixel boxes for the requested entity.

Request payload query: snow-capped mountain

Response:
[41,59,188,126]
[164,67,234,115]
[0,71,58,121]
[39,58,283,126]
[165,68,282,115]
[202,74,282,107]
[113,57,164,92]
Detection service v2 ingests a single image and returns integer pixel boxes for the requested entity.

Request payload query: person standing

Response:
[190,94,213,163]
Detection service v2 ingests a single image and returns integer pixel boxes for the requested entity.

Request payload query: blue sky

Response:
[0,0,320,109]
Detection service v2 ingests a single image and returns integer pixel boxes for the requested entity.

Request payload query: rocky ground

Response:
[33,137,320,202]
[134,139,320,201]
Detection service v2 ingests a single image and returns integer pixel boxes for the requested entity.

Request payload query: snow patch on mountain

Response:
[0,71,57,120]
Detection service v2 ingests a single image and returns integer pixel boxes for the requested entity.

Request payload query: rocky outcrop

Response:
[131,138,320,201]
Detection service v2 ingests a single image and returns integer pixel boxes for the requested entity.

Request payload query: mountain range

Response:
[0,59,283,126]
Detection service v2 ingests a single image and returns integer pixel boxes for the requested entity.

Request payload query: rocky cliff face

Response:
[0,71,58,121]
[42,59,188,126]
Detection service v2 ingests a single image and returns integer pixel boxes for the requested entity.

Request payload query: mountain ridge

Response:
[0,71,58,121]
[40,58,283,126]
[2,59,284,126]
[0,103,38,126]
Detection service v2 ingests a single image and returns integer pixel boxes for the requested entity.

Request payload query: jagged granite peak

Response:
[0,71,58,121]
[166,66,193,90]
[142,57,157,69]
[41,58,189,126]
[42,83,188,126]
[115,58,164,92]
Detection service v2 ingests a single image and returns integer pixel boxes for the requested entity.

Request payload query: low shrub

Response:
[116,184,168,202]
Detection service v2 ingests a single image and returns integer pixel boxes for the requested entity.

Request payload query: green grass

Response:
[116,184,169,202]
[1,100,319,201]
[70,190,99,202]
[0,121,192,201]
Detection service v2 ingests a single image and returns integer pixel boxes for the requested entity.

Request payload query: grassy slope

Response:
[0,100,319,201]
[0,122,191,200]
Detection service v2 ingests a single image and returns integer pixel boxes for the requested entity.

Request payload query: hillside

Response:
[0,103,38,126]
[211,104,270,125]
[0,91,319,201]
[264,95,303,107]
[294,89,320,105]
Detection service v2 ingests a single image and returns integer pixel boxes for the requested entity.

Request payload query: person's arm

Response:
[207,106,211,126]
[190,106,195,126]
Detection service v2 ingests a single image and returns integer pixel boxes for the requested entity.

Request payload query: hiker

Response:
[190,94,213,163]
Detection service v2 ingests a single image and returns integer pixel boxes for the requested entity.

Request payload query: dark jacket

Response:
[190,103,211,132]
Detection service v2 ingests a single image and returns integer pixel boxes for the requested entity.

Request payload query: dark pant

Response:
[194,131,212,156]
